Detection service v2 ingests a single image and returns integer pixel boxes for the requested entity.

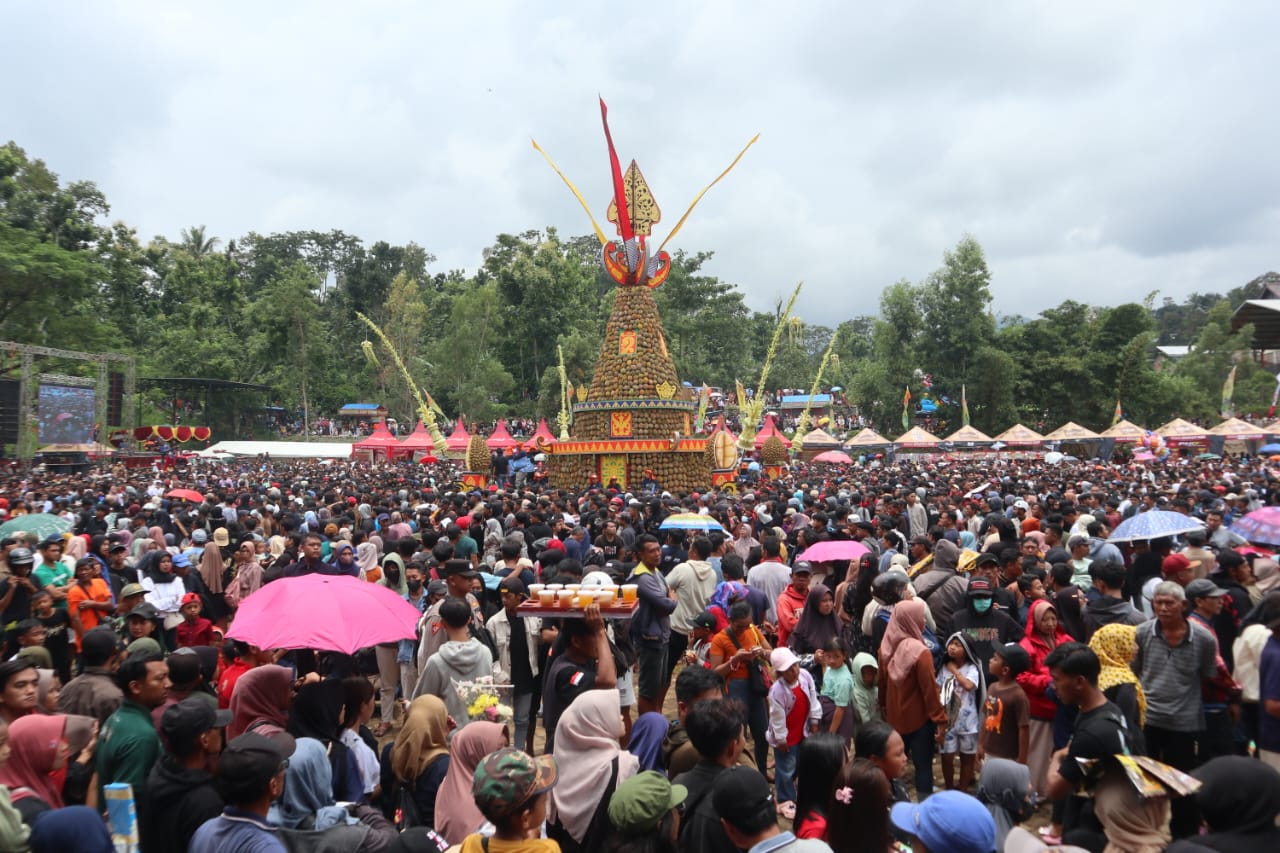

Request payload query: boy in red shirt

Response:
[175,592,214,648]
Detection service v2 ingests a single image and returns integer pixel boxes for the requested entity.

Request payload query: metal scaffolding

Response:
[0,341,136,460]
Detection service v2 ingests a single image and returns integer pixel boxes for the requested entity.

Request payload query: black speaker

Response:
[0,379,18,447]
[108,372,124,426]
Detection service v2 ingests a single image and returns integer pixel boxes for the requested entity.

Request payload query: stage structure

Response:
[0,342,136,461]
[534,100,757,491]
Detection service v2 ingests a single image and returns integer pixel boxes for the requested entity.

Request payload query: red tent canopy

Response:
[396,421,436,459]
[524,418,558,450]
[710,413,737,443]
[445,417,472,452]
[353,423,401,458]
[753,415,791,450]
[486,420,519,450]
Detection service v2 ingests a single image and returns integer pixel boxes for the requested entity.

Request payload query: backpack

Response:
[876,606,943,666]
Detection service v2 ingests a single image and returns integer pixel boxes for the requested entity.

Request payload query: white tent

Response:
[196,441,355,459]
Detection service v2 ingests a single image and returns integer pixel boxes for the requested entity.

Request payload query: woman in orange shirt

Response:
[65,558,113,650]
[708,600,772,772]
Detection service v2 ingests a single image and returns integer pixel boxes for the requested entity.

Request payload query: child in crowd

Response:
[982,642,1031,765]
[30,591,70,683]
[850,651,881,726]
[176,593,214,648]
[937,632,984,792]
[461,748,559,853]
[680,611,717,668]
[819,637,856,741]
[340,676,381,803]
[766,646,822,819]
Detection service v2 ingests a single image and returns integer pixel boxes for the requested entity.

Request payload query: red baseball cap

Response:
[181,592,202,607]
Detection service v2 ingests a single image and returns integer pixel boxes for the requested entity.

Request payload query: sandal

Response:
[372,722,392,738]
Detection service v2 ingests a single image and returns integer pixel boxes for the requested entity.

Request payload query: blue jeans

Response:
[903,721,936,798]
[774,745,798,803]
[513,691,534,752]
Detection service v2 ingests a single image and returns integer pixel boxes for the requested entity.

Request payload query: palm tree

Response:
[179,225,220,257]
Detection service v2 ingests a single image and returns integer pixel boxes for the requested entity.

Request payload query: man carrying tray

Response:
[541,603,617,754]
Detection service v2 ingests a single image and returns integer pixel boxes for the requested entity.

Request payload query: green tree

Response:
[427,283,514,421]
[917,235,995,393]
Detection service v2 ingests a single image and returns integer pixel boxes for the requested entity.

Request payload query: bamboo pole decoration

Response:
[793,328,840,453]
[356,312,449,454]
[557,345,572,441]
[738,281,803,452]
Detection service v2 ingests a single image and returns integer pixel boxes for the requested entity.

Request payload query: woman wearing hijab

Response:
[1092,776,1170,853]
[706,580,750,631]
[877,599,946,798]
[548,690,639,853]
[381,695,450,830]
[732,523,759,562]
[976,757,1035,850]
[433,720,508,844]
[1167,755,1280,852]
[137,551,185,648]
[1089,623,1146,730]
[788,584,839,655]
[626,712,667,772]
[1017,598,1072,798]
[482,517,504,565]
[62,537,87,564]
[0,715,77,823]
[330,542,360,578]
[230,540,264,602]
[227,664,292,739]
[29,805,112,853]
[289,680,362,804]
[356,538,380,582]
[270,737,398,851]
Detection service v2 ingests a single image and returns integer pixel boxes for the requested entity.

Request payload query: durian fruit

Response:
[761,435,788,467]
[466,434,490,472]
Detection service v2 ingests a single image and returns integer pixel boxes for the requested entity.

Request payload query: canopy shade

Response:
[992,424,1045,446]
[895,426,942,448]
[523,418,558,450]
[943,425,993,444]
[1099,420,1147,442]
[1207,417,1267,440]
[1154,418,1209,443]
[485,420,519,450]
[352,423,400,457]
[754,415,791,449]
[796,427,840,448]
[844,428,891,448]
[445,417,472,451]
[1043,422,1101,441]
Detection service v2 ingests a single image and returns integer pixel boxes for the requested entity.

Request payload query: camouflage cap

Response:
[472,748,557,817]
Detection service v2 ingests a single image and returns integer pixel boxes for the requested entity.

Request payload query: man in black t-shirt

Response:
[1045,642,1145,848]
[0,548,38,634]
[540,604,616,754]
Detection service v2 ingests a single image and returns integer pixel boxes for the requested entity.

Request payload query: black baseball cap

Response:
[161,697,232,748]
[443,559,479,579]
[127,602,159,621]
[219,731,295,787]
[994,642,1030,677]
[974,552,1000,568]
[711,766,775,829]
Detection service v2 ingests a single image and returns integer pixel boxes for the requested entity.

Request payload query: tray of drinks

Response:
[517,583,639,617]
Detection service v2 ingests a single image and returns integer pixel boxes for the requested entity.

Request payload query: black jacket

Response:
[141,755,223,852]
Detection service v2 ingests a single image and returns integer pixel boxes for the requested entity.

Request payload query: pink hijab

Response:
[880,599,928,683]
[434,721,507,844]
[149,526,166,552]
[548,690,638,843]
[0,715,68,808]
[63,537,87,561]
[227,665,291,739]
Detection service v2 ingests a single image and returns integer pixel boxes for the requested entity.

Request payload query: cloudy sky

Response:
[7,1,1278,323]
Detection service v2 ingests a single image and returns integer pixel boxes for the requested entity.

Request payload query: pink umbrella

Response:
[798,540,871,564]
[226,574,421,654]
[812,450,853,464]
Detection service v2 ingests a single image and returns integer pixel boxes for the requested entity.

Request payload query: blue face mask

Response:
[972,597,993,613]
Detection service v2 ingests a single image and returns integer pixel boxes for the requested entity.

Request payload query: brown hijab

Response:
[199,541,225,594]
[391,695,450,783]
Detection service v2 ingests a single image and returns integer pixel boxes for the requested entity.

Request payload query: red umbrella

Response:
[165,489,206,503]
[226,574,421,654]
[812,450,853,464]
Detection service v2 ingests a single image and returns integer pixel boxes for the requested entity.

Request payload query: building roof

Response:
[1232,299,1280,350]
[779,394,832,408]
[338,403,387,413]
[1155,345,1191,358]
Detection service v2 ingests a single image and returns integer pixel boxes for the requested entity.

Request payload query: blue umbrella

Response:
[1107,510,1206,543]
[659,513,727,532]
[1261,443,1280,454]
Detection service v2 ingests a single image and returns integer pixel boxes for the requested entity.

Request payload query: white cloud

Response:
[6,0,1278,323]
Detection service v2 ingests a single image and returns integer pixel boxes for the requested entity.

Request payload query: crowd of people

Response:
[0,451,1276,852]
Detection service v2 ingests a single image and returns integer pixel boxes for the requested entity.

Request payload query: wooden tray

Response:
[517,598,638,618]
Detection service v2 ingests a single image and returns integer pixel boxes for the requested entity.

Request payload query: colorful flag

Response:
[902,385,911,430]
[1221,365,1237,419]
[1111,398,1123,427]
[961,385,970,427]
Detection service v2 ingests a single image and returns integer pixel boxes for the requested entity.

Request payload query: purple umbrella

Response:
[1232,507,1280,547]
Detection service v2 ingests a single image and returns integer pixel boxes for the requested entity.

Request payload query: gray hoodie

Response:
[667,559,717,634]
[416,639,493,725]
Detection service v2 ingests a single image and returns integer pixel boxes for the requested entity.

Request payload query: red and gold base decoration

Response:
[764,465,786,480]
[461,472,488,490]
[133,425,211,443]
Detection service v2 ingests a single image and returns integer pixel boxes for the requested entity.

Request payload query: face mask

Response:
[407,579,423,593]
[972,597,993,613]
